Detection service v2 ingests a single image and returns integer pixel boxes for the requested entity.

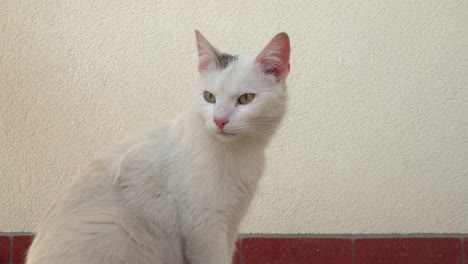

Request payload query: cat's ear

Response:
[256,32,290,82]
[195,30,221,73]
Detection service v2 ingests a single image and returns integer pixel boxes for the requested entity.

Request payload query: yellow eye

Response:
[238,93,255,105]
[203,91,216,103]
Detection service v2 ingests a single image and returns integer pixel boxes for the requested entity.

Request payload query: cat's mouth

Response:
[216,130,239,142]
[219,130,235,136]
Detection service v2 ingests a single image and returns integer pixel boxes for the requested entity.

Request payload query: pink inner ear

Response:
[197,42,210,72]
[198,62,209,72]
[264,62,290,77]
[256,33,290,82]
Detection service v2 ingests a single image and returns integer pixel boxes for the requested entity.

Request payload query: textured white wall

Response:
[1,0,467,233]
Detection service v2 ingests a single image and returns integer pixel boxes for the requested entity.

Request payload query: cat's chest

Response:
[169,149,265,208]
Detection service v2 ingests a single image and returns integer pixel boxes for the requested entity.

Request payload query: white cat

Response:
[26,31,291,264]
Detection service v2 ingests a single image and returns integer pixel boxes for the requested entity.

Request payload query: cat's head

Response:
[193,31,290,143]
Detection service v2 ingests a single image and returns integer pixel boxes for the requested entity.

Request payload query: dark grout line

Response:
[462,237,465,264]
[3,232,467,238]
[351,238,355,264]
[9,235,12,264]
[239,238,243,264]
[238,233,468,239]
[0,232,33,237]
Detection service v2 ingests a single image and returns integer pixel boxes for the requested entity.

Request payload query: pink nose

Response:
[214,118,229,129]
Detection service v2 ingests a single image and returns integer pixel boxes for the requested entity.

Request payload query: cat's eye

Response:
[203,91,216,103]
[238,93,255,105]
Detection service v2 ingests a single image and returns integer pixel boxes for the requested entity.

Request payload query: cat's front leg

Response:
[183,226,231,264]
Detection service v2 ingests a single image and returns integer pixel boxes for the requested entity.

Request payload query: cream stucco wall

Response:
[1,0,467,233]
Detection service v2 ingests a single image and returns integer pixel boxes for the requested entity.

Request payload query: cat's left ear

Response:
[195,30,221,73]
[256,32,291,83]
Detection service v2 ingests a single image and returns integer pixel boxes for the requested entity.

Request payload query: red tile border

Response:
[0,236,10,264]
[355,238,462,264]
[2,234,466,264]
[241,237,352,264]
[11,236,33,264]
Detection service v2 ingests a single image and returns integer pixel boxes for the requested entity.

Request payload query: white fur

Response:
[26,32,289,264]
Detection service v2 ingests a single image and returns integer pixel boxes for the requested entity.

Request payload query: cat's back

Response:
[34,119,175,228]
[27,120,183,264]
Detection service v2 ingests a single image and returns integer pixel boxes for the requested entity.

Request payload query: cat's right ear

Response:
[195,30,221,74]
[256,32,291,83]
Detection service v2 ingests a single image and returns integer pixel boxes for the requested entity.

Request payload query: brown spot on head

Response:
[216,53,238,69]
